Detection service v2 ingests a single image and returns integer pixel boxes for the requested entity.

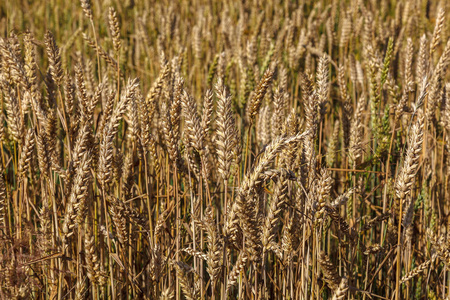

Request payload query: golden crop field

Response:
[0,0,449,299]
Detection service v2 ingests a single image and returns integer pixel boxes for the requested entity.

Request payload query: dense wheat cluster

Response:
[0,0,450,299]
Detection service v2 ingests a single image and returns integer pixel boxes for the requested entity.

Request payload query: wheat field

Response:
[0,0,449,299]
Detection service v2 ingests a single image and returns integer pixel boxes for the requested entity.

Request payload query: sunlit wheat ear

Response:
[17,129,35,180]
[395,112,424,202]
[201,89,213,139]
[262,170,289,250]
[74,275,89,300]
[159,286,175,300]
[247,68,275,122]
[416,34,428,87]
[97,90,115,138]
[227,132,308,251]
[430,5,446,58]
[226,251,248,294]
[181,90,204,153]
[67,123,90,194]
[313,168,333,225]
[332,277,348,300]
[172,261,199,300]
[401,257,433,284]
[316,54,330,117]
[204,206,222,287]
[215,78,238,181]
[108,7,121,52]
[404,38,414,91]
[23,31,38,96]
[282,214,300,263]
[62,151,92,241]
[0,36,29,90]
[271,88,287,137]
[36,131,51,179]
[145,63,171,109]
[74,63,90,119]
[349,94,366,167]
[126,85,141,143]
[7,31,21,59]
[104,78,138,139]
[80,0,93,20]
[2,80,24,143]
[44,30,63,86]
[109,197,128,247]
[257,106,271,145]
[84,220,105,286]
[120,152,134,197]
